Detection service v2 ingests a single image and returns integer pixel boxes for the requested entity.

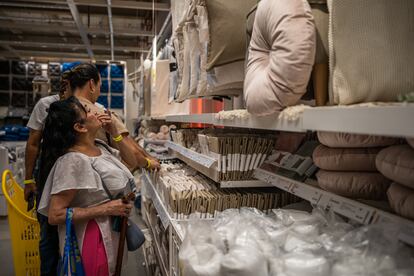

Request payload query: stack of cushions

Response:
[244,0,316,116]
[173,0,256,102]
[376,142,414,220]
[313,132,399,200]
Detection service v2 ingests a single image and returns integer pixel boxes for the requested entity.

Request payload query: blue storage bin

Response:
[101,80,109,93]
[0,125,29,141]
[110,80,124,93]
[96,64,108,78]
[62,62,81,73]
[110,64,124,78]
[110,95,123,109]
[97,95,109,108]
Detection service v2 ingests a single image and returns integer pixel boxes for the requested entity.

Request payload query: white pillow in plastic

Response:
[283,252,330,276]
[284,234,322,253]
[292,223,319,237]
[220,245,269,276]
[272,209,313,226]
[244,0,316,116]
[180,243,223,276]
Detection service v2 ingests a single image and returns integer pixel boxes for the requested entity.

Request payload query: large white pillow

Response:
[244,0,316,116]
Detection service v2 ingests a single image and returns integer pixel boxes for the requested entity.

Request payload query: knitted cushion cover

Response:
[328,0,414,104]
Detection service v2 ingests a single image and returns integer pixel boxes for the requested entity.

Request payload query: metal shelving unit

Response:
[303,104,414,138]
[165,104,414,138]
[254,167,414,246]
[166,113,305,132]
[166,141,272,188]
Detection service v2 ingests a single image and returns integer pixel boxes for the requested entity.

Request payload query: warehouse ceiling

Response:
[0,0,170,62]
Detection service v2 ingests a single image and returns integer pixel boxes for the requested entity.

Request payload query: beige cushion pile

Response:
[376,144,414,220]
[314,132,396,200]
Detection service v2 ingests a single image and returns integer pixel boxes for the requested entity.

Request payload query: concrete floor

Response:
[0,211,148,276]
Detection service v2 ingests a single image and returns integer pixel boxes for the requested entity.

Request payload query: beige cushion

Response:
[328,0,414,104]
[317,131,399,148]
[244,0,316,116]
[313,145,380,171]
[205,0,257,71]
[376,145,414,189]
[387,183,414,220]
[316,170,390,200]
[407,138,414,149]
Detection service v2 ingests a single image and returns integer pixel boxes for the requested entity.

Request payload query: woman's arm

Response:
[48,189,133,225]
[97,113,140,169]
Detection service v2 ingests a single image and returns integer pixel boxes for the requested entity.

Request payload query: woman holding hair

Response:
[38,96,137,275]
[67,62,160,170]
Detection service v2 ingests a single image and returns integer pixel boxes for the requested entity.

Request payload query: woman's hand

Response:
[97,110,119,137]
[148,158,161,170]
[102,199,133,217]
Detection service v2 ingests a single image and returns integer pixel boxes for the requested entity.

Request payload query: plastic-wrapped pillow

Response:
[283,252,330,276]
[376,145,414,189]
[220,245,268,276]
[317,131,399,148]
[244,0,315,116]
[313,145,380,171]
[180,243,223,276]
[316,170,390,200]
[387,183,414,220]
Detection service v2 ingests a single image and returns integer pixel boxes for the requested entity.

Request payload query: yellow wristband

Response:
[112,134,123,142]
[24,179,36,185]
[145,158,151,169]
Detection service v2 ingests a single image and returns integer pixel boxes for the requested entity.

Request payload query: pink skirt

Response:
[82,220,109,276]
